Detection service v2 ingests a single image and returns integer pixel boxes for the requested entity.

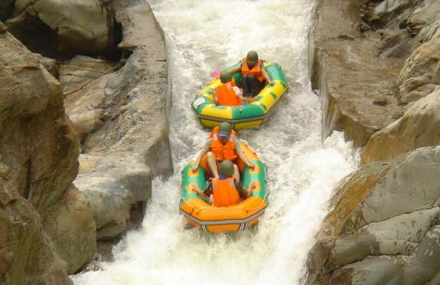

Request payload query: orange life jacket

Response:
[212,177,240,207]
[209,127,237,161]
[216,82,242,106]
[241,58,265,82]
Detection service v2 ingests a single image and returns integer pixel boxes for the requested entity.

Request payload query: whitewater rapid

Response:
[73,0,359,284]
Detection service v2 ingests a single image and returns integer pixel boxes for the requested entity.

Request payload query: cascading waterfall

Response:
[73,0,358,284]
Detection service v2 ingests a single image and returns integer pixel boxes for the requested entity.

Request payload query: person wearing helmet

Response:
[192,122,255,179]
[213,71,255,106]
[228,51,274,97]
[192,160,257,206]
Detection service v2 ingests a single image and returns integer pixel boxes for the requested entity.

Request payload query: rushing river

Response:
[73,0,358,284]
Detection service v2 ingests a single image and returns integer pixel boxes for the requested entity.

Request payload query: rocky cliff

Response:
[0,0,170,282]
[64,0,172,247]
[5,0,439,283]
[0,20,92,283]
[307,0,440,284]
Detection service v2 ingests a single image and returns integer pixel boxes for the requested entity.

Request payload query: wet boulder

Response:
[325,225,440,285]
[362,88,440,164]
[0,193,72,285]
[306,146,440,285]
[393,0,440,105]
[397,37,440,104]
[42,185,96,273]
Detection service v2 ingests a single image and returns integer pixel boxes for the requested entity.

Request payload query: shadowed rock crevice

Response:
[6,15,59,58]
[5,0,123,60]
[0,0,15,21]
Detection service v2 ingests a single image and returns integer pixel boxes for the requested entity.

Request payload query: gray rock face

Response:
[76,153,154,240]
[0,22,95,276]
[59,55,115,93]
[67,1,172,241]
[308,1,440,284]
[306,146,440,285]
[327,256,404,285]
[372,0,414,25]
[359,0,440,165]
[62,56,113,144]
[408,0,440,29]
[328,225,440,285]
[310,0,403,147]
[312,0,440,153]
[377,29,420,59]
[35,53,58,77]
[362,88,440,164]
[0,28,77,215]
[397,37,440,104]
[7,0,121,58]
[42,185,96,273]
[0,194,71,285]
[332,207,438,266]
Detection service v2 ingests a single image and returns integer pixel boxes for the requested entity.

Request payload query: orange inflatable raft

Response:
[180,141,268,233]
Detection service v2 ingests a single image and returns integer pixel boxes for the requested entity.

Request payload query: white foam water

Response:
[72,0,359,284]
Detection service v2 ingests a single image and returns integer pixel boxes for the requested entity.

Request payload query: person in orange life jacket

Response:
[192,160,257,206]
[228,51,274,97]
[192,122,255,179]
[213,71,255,106]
